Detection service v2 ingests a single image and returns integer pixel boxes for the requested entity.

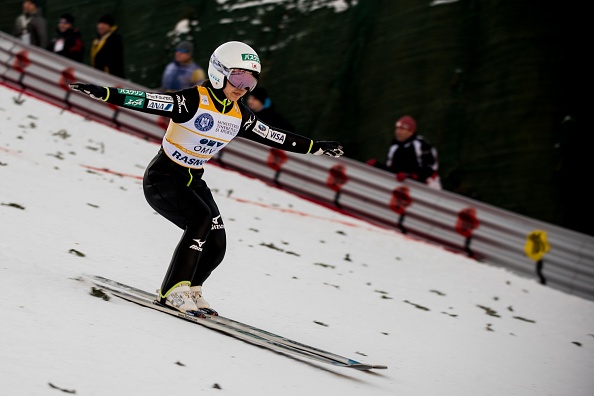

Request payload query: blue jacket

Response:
[161,61,205,91]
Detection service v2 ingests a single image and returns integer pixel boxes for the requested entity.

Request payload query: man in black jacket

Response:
[47,13,84,62]
[90,14,125,78]
[247,87,295,132]
[368,115,442,189]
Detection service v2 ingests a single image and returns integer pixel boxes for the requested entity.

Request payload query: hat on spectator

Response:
[60,13,75,25]
[27,0,40,6]
[176,41,194,55]
[250,87,268,103]
[396,115,416,133]
[98,15,115,26]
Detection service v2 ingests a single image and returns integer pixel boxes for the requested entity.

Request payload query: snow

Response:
[1,83,593,396]
[216,0,355,13]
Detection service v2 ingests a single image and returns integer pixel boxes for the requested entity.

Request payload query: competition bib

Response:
[162,87,242,168]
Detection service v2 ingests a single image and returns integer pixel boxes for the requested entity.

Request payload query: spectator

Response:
[90,14,125,78]
[13,0,47,48]
[47,13,84,62]
[246,87,295,132]
[161,41,206,92]
[368,115,442,189]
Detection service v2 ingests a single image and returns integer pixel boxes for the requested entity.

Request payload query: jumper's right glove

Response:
[311,141,344,158]
[69,83,107,101]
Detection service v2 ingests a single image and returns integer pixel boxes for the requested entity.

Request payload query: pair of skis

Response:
[83,275,387,371]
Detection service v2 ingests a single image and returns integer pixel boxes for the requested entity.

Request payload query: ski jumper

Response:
[100,83,315,294]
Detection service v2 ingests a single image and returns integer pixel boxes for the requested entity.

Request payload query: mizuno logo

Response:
[190,239,205,251]
[244,115,256,130]
[211,215,224,230]
[176,95,188,113]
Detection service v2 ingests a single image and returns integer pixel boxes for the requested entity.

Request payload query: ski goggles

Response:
[227,69,258,91]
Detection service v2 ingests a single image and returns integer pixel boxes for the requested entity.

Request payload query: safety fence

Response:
[2,31,593,301]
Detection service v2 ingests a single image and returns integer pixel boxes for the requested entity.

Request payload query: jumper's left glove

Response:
[311,141,344,158]
[69,83,107,101]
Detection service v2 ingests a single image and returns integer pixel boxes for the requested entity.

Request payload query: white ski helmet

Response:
[208,41,261,90]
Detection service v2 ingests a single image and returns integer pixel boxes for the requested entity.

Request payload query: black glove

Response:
[69,83,107,100]
[311,141,344,158]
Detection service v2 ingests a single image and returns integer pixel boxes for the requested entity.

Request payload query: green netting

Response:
[1,0,589,235]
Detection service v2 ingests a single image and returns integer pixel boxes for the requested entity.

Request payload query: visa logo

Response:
[267,131,286,144]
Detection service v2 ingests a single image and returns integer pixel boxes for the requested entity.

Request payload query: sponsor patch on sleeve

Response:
[146,93,173,102]
[266,130,286,144]
[200,94,209,106]
[123,96,145,108]
[147,100,174,111]
[254,121,269,138]
[117,89,145,97]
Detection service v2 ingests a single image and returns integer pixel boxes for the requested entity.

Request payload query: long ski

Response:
[83,274,387,371]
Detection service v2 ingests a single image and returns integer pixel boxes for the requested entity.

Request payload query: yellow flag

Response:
[524,230,551,262]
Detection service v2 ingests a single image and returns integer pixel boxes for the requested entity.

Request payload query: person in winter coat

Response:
[13,0,47,48]
[90,14,125,78]
[246,87,295,132]
[47,13,84,62]
[161,41,206,92]
[368,115,442,189]
[69,41,344,315]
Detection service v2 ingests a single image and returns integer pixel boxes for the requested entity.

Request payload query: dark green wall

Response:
[2,0,589,235]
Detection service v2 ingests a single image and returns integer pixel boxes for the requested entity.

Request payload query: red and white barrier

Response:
[2,31,593,301]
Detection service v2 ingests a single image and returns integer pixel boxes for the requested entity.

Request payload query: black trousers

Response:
[143,148,226,295]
